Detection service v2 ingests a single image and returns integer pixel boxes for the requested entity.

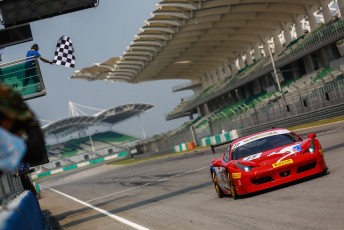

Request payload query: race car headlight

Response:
[308,140,315,154]
[235,162,252,172]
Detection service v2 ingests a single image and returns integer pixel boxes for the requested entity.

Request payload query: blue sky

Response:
[1,0,191,138]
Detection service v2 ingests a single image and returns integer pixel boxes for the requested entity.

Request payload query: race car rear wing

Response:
[210,139,237,154]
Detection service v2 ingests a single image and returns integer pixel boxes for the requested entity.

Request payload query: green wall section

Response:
[63,164,78,171]
[36,171,51,179]
[89,158,105,165]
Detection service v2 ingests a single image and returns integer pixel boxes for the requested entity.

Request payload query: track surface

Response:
[39,122,344,230]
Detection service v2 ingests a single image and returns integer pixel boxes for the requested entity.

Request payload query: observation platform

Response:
[0,57,46,100]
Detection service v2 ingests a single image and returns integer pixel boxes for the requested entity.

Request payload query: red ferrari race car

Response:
[210,128,328,199]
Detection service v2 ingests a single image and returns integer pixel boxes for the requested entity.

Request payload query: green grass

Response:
[287,115,344,131]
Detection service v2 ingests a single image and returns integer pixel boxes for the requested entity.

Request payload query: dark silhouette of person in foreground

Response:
[0,83,48,197]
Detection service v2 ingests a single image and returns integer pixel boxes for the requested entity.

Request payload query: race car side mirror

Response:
[212,159,222,167]
[307,133,316,139]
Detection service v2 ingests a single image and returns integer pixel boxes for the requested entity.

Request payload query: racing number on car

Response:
[243,152,262,161]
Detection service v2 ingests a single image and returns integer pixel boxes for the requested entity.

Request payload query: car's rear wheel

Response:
[211,171,224,198]
[227,171,238,200]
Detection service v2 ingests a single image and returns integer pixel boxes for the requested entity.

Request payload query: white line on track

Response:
[50,188,150,230]
[86,165,209,203]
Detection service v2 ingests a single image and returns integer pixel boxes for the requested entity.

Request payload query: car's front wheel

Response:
[227,171,238,200]
[211,171,224,198]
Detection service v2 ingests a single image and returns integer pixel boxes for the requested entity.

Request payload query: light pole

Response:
[138,114,146,140]
[86,128,96,154]
[267,46,290,112]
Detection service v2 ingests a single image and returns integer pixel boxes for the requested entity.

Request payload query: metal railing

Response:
[0,57,46,100]
[209,78,344,136]
[137,76,344,156]
[0,171,24,206]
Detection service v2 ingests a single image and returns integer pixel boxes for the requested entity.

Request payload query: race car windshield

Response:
[232,133,299,160]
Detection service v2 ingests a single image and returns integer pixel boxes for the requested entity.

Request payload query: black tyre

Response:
[227,171,238,200]
[211,171,224,198]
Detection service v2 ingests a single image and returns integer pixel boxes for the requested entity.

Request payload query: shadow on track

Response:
[59,181,212,229]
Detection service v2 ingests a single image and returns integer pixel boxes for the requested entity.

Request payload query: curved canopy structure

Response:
[42,103,154,136]
[71,0,332,83]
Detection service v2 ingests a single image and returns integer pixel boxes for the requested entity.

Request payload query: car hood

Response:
[237,141,307,166]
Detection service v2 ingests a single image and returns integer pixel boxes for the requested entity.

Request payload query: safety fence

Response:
[137,76,344,156]
[210,78,344,136]
[0,171,24,206]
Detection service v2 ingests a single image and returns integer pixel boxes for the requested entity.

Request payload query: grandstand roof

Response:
[42,103,154,136]
[71,0,330,83]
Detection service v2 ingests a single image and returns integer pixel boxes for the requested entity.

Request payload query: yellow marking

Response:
[272,159,293,168]
[232,173,241,179]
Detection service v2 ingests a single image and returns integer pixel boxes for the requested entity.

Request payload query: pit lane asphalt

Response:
[39,121,344,230]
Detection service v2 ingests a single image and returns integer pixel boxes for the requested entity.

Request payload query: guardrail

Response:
[0,171,24,205]
[31,151,129,180]
[0,57,46,100]
[237,102,344,137]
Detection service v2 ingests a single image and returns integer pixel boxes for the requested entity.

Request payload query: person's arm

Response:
[39,57,53,64]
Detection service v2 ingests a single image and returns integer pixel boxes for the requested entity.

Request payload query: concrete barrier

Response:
[31,151,129,180]
[187,142,195,150]
[0,191,45,230]
[230,130,239,140]
[200,131,233,147]
[173,142,195,153]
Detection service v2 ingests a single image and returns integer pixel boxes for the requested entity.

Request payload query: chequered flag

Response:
[53,36,75,68]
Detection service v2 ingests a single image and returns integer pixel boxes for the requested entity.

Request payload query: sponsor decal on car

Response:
[232,173,241,179]
[233,129,291,149]
[268,144,300,162]
[293,145,301,152]
[272,159,293,168]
